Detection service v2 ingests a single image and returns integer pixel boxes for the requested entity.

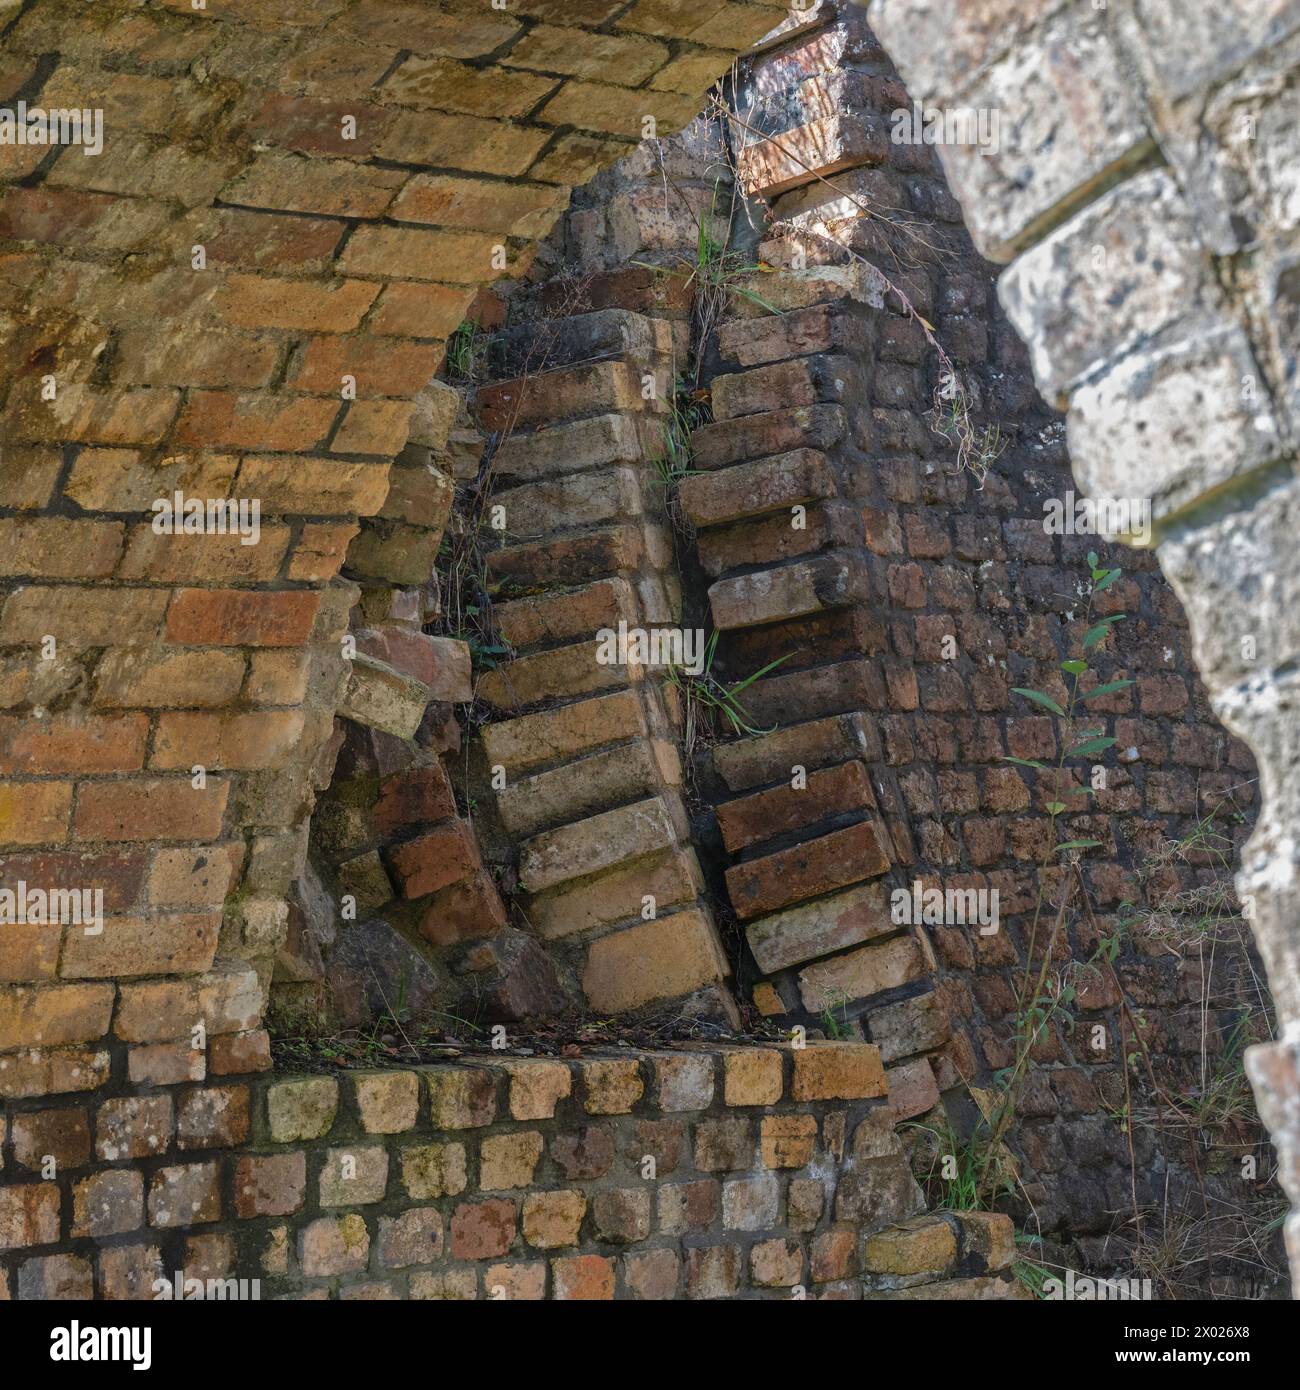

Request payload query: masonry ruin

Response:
[0,0,1296,1305]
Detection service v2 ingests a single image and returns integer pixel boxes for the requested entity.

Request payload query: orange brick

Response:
[0,519,123,579]
[193,206,345,272]
[74,779,229,843]
[286,523,360,582]
[288,337,442,397]
[249,94,396,158]
[222,152,404,219]
[552,1254,615,1300]
[0,982,115,1050]
[117,528,292,584]
[60,913,221,980]
[217,274,380,333]
[331,400,416,456]
[790,1043,887,1102]
[0,713,148,774]
[0,919,60,982]
[175,391,339,452]
[341,225,500,284]
[722,1049,783,1106]
[151,710,306,771]
[0,782,73,846]
[92,648,247,709]
[367,281,469,339]
[0,586,168,645]
[237,457,390,516]
[387,822,480,900]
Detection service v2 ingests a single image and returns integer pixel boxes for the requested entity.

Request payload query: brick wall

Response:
[1,0,1291,1300]
[593,5,1264,1276]
[1,1039,1023,1300]
[270,3,1274,1285]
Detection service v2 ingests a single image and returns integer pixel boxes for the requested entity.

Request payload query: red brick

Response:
[387,822,480,900]
[209,1030,272,1075]
[9,1107,91,1172]
[552,1254,615,1300]
[0,185,166,251]
[195,207,345,272]
[250,94,396,156]
[165,589,321,647]
[450,1199,516,1260]
[233,1152,307,1218]
[725,821,890,920]
[374,765,457,835]
[716,762,875,853]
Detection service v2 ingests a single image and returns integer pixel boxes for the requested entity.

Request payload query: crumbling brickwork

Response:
[0,0,1294,1303]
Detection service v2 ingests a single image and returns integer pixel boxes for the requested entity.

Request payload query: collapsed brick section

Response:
[0,1040,1023,1300]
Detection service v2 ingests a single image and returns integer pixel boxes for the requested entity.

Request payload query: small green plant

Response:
[931,384,1006,486]
[818,989,853,1040]
[948,552,1133,1201]
[663,630,791,752]
[906,1112,1016,1213]
[445,318,483,384]
[1013,1233,1055,1299]
[646,378,712,498]
[633,178,777,378]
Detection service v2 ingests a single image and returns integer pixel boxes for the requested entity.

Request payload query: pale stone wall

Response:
[867,0,1300,1291]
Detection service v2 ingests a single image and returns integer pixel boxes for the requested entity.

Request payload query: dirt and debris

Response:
[272,1009,796,1074]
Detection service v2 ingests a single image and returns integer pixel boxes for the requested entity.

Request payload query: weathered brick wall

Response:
[1,1040,1023,1300]
[670,2,1268,1274]
[0,0,787,1176]
[0,0,817,1299]
[263,0,1273,1280]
